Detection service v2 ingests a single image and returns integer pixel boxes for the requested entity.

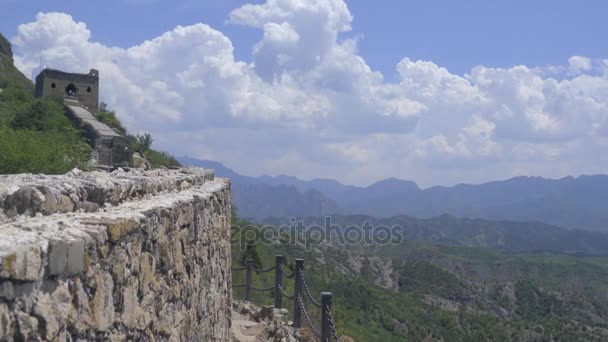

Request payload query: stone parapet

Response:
[0,168,232,341]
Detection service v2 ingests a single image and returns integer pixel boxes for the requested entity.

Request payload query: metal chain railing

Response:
[300,271,322,308]
[298,295,321,338]
[232,256,339,342]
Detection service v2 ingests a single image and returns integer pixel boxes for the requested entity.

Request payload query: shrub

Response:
[96,102,127,134]
[0,126,91,174]
[144,149,181,168]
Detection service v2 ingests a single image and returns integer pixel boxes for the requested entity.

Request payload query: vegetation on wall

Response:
[96,102,127,135]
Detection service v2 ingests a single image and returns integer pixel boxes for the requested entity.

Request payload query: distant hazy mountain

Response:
[179,157,608,231]
[179,157,340,219]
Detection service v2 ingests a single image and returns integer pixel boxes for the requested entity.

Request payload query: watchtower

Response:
[34,68,132,167]
[35,68,100,113]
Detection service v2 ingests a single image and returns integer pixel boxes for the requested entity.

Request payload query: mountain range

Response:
[179,157,608,231]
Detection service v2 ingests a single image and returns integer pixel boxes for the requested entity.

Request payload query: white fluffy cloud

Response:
[568,56,592,74]
[11,1,608,186]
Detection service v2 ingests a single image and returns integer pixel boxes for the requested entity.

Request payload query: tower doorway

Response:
[65,83,77,97]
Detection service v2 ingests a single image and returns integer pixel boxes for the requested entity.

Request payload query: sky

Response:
[1,0,608,186]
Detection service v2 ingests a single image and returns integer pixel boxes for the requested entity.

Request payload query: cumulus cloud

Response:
[10,1,608,186]
[568,55,592,74]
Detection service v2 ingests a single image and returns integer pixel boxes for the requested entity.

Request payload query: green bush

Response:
[0,87,36,125]
[0,126,91,174]
[96,102,127,134]
[144,149,181,168]
[10,98,72,131]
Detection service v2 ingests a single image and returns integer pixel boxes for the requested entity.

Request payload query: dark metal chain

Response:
[297,295,321,338]
[231,266,247,271]
[300,272,321,308]
[279,324,299,342]
[280,325,292,342]
[279,264,295,278]
[247,272,275,292]
[326,306,339,341]
[252,265,276,273]
[250,284,276,292]
[278,284,295,299]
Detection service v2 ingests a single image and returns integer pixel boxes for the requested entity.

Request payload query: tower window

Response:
[87,87,91,93]
[51,82,56,88]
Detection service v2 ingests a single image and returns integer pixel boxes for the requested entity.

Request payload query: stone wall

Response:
[0,168,232,341]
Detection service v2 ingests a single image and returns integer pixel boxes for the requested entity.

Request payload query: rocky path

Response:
[231,301,298,342]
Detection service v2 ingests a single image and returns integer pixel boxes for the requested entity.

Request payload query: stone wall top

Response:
[0,167,227,282]
[0,167,215,224]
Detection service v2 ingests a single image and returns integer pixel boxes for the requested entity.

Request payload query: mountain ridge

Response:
[0,33,32,91]
[178,157,608,231]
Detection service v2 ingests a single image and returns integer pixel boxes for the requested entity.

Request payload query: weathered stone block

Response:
[0,303,13,339]
[3,186,44,217]
[33,284,74,340]
[0,247,44,281]
[91,272,114,331]
[47,239,68,276]
[76,200,100,213]
[66,238,85,276]
[107,218,139,242]
[47,238,85,277]
[16,311,38,340]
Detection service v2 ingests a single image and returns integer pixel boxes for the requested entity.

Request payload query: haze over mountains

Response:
[179,157,608,232]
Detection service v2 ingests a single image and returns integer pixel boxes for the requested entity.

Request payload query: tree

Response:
[136,133,153,153]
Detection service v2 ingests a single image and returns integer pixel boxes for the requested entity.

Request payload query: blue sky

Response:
[2,0,608,186]
[3,0,606,76]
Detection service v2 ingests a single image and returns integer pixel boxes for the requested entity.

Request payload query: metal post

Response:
[274,255,285,308]
[246,258,253,302]
[321,292,332,342]
[293,259,304,328]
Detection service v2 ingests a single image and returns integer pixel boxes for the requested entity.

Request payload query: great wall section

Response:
[0,168,233,340]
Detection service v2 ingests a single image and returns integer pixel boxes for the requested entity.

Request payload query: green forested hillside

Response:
[232,215,608,341]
